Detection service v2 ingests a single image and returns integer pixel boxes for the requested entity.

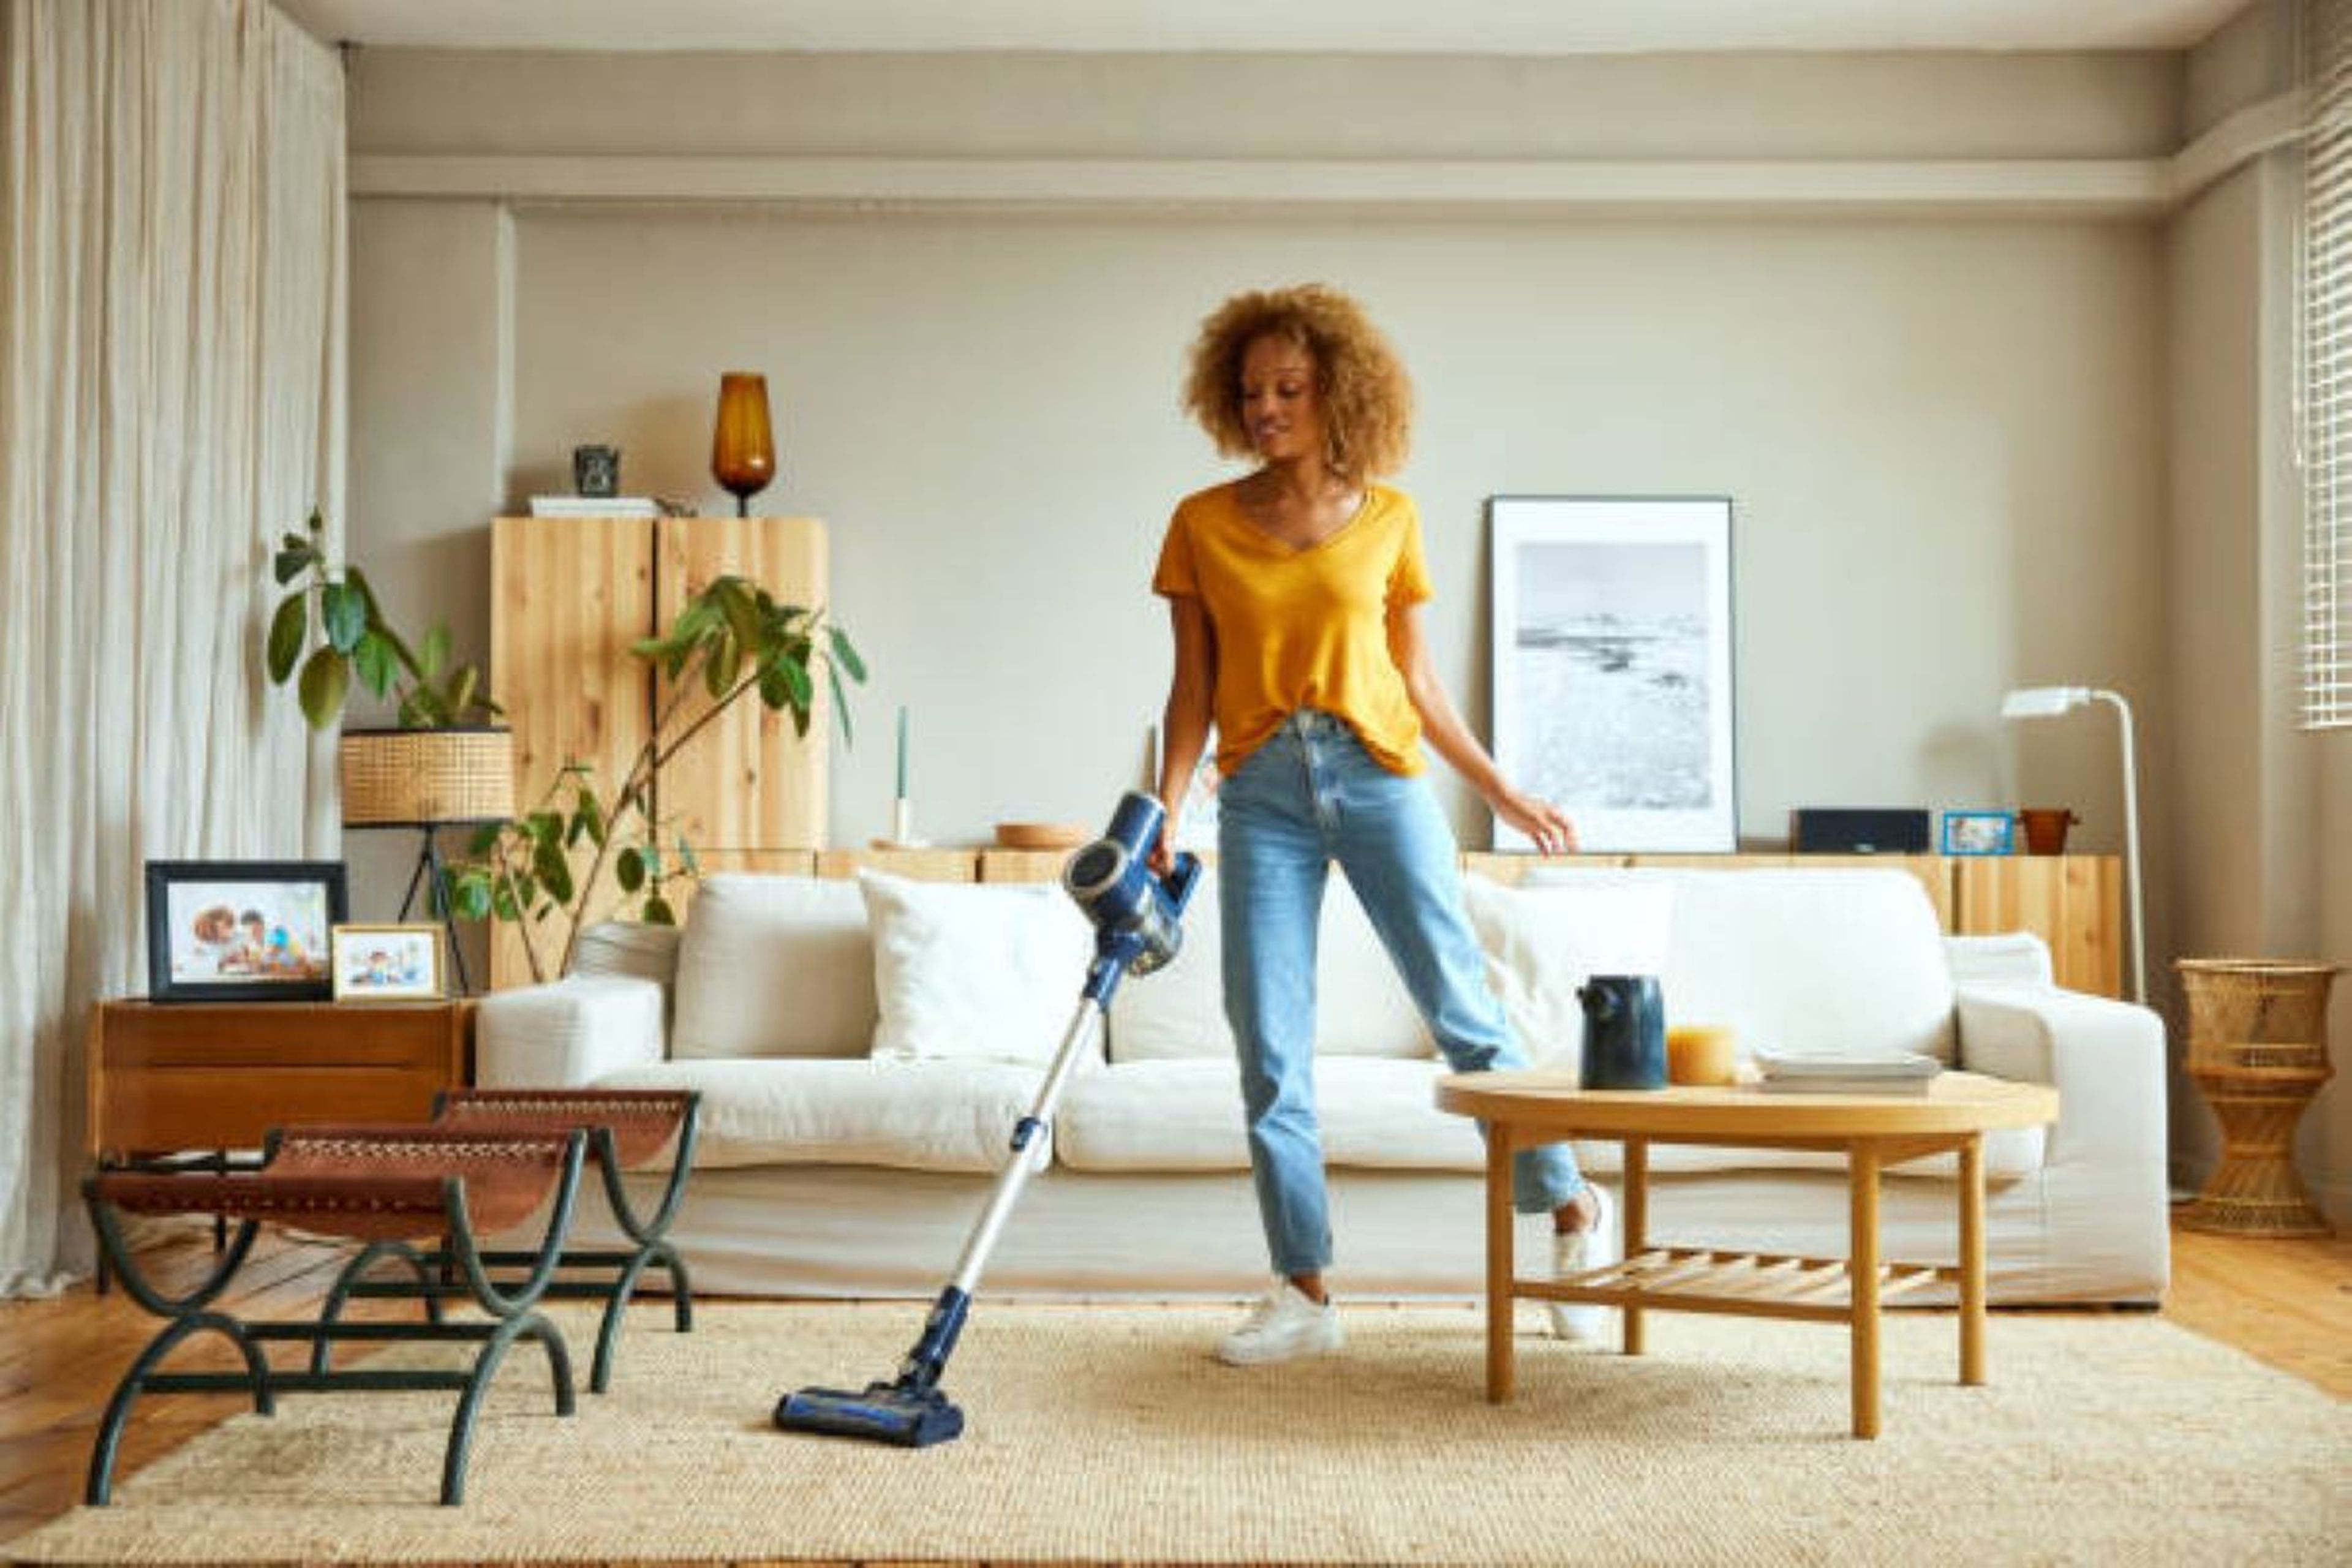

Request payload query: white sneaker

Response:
[1548,1184,1619,1342]
[1217,1280,1344,1366]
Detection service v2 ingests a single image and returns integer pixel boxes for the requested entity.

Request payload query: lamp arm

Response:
[2091,690,2147,1006]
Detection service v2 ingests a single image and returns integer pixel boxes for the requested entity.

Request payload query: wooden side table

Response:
[89,999,471,1163]
[86,998,472,1291]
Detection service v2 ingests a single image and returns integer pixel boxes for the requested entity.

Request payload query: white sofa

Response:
[475,862,2171,1305]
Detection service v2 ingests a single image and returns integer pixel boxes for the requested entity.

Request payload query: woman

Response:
[1148,283,1615,1365]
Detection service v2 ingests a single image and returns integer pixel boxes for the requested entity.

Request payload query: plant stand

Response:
[2176,959,2340,1237]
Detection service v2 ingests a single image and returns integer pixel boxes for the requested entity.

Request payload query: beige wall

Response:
[341,39,2348,1211]
[2165,0,2345,1219]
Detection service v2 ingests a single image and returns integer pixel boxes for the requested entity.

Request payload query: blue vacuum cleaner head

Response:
[774,1381,964,1447]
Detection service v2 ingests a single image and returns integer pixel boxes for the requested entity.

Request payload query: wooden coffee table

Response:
[1434,1071,2060,1438]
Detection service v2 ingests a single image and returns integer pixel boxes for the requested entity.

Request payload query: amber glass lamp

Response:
[710,371,777,516]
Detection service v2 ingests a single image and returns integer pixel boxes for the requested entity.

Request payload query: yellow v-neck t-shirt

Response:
[1152,480,1434,777]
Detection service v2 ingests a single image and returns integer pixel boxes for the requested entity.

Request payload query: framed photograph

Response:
[1489,496,1738,853]
[330,924,447,1001]
[1940,810,2017,857]
[145,860,347,1003]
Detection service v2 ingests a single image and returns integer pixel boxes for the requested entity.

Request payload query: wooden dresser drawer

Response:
[89,999,469,1159]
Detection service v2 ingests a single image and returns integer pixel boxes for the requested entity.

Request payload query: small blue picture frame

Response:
[1940,810,2015,857]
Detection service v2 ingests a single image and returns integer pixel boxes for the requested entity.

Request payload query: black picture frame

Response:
[144,860,349,1003]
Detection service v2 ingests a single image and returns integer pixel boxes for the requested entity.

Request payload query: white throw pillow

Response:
[861,870,1095,1069]
[1461,872,1676,1075]
[671,876,874,1060]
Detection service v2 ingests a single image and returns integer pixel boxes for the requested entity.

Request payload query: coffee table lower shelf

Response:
[1544,1246,1956,1321]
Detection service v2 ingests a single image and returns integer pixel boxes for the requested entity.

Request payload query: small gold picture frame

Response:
[330,923,447,1001]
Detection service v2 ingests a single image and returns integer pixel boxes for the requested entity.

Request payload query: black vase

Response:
[1577,974,1668,1091]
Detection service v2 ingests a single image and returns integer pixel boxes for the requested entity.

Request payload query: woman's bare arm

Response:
[1153,595,1217,872]
[1388,601,1575,853]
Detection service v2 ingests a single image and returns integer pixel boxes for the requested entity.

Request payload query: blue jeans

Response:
[1216,709,1585,1278]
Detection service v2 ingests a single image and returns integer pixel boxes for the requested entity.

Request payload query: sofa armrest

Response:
[474,974,666,1088]
[1955,982,2170,1295]
[1955,985,2164,1163]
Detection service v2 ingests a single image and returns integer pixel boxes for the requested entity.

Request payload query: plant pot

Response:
[2017,807,2079,856]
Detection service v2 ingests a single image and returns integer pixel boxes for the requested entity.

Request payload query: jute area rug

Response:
[6,1300,2343,1566]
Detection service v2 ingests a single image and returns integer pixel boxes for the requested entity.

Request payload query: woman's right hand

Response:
[1148,804,1183,877]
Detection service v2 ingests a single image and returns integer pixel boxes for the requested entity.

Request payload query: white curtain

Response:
[0,0,345,1294]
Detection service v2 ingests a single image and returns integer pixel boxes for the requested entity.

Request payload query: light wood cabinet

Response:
[489,514,829,987]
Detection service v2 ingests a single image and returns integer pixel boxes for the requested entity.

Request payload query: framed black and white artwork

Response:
[1488,496,1737,853]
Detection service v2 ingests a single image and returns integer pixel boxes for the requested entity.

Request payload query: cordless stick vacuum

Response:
[773,791,1202,1447]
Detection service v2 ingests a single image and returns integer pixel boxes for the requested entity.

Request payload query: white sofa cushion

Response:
[1528,866,1958,1065]
[670,875,875,1060]
[862,870,1095,1068]
[1057,1057,1484,1172]
[1460,873,1676,1076]
[1109,865,1433,1063]
[594,1057,1046,1172]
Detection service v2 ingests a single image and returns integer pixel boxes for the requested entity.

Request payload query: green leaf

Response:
[492,879,521,922]
[704,637,738,700]
[265,595,307,684]
[644,895,676,926]
[420,624,450,680]
[352,629,399,697]
[296,646,347,728]
[320,581,367,654]
[273,548,309,586]
[827,660,856,744]
[676,835,700,875]
[533,835,575,906]
[469,822,504,854]
[827,625,867,683]
[758,663,792,710]
[715,578,763,662]
[307,507,326,537]
[527,810,564,846]
[576,789,606,848]
[447,665,479,718]
[450,873,493,922]
[616,848,646,893]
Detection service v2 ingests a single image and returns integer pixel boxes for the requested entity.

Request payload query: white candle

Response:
[896,705,909,800]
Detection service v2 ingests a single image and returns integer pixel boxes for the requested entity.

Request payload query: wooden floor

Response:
[2,1217,2345,1554]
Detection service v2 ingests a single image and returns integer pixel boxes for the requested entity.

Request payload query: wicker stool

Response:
[83,1125,589,1507]
[2176,958,2341,1237]
[330,1088,701,1393]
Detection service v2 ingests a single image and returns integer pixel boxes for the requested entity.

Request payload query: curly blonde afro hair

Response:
[1182,283,1413,479]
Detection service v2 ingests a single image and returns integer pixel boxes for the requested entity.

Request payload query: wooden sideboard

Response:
[489,514,829,987]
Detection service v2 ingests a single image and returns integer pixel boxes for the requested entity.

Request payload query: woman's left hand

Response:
[1491,787,1578,855]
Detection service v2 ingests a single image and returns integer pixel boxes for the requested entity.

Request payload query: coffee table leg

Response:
[1850,1145,1882,1439]
[1487,1122,1515,1403]
[1959,1134,1986,1386]
[1623,1137,1648,1357]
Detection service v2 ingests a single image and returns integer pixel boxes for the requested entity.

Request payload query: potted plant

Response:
[266,510,515,991]
[441,573,864,984]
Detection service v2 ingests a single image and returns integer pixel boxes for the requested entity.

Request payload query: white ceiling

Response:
[271,0,2248,56]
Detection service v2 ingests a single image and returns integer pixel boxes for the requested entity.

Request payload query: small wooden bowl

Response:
[994,821,1090,851]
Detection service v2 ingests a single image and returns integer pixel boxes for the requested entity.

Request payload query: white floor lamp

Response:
[1999,685,2146,1005]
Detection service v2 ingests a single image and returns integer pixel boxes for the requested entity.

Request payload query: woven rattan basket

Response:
[340,727,516,826]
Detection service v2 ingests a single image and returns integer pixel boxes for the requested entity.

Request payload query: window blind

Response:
[2305,0,2352,728]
